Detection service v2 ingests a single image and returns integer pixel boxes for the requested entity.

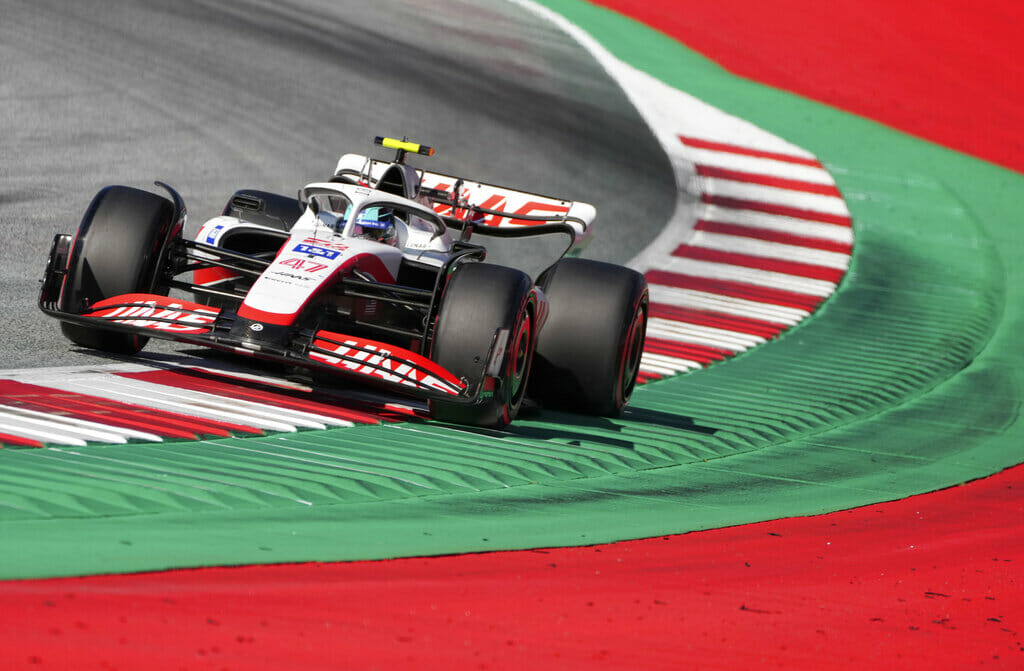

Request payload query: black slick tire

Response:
[529,258,648,416]
[429,263,535,428]
[59,185,177,354]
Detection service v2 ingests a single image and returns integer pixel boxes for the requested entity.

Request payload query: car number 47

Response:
[280,258,329,273]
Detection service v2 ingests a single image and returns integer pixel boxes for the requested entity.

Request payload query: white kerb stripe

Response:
[701,204,854,244]
[53,376,302,433]
[0,419,88,446]
[640,353,704,373]
[0,404,164,442]
[54,374,354,430]
[690,231,851,269]
[702,178,850,217]
[647,318,766,350]
[0,408,134,444]
[686,148,837,185]
[660,257,837,296]
[647,284,809,325]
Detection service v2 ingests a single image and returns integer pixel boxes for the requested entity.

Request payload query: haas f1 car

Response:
[39,137,648,427]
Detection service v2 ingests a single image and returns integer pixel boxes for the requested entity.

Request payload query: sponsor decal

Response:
[292,243,340,260]
[204,223,225,244]
[278,257,330,273]
[268,270,317,282]
[426,183,570,227]
[91,300,218,333]
[300,237,349,251]
[311,337,465,396]
[249,323,264,332]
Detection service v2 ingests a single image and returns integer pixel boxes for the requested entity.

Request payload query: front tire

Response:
[429,263,535,428]
[59,185,178,354]
[529,258,648,416]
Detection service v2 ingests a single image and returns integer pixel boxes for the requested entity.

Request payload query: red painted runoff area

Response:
[598,0,1024,175]
[2,0,1021,669]
[2,465,1022,669]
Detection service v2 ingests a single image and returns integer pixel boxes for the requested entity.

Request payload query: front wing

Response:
[41,293,480,403]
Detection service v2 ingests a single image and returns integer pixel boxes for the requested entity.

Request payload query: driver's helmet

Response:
[353,206,397,246]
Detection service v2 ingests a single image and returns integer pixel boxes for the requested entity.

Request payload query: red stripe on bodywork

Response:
[702,194,853,227]
[86,294,220,334]
[679,135,823,166]
[192,267,240,287]
[696,164,841,196]
[645,269,823,311]
[672,245,846,282]
[313,331,465,394]
[649,303,787,337]
[695,220,853,254]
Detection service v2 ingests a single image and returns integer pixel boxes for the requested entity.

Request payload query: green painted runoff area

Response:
[1,0,1021,579]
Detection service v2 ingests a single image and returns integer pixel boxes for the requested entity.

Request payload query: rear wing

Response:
[333,154,596,254]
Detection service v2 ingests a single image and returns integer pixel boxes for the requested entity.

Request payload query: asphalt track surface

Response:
[0,0,673,370]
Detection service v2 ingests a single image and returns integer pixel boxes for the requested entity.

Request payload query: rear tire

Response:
[59,185,178,354]
[429,263,535,427]
[529,258,648,416]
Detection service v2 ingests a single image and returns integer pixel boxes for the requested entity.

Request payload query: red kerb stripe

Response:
[702,194,852,227]
[649,303,787,336]
[696,164,841,197]
[645,270,823,311]
[679,135,822,167]
[635,371,663,384]
[3,395,201,441]
[673,245,845,282]
[643,337,733,364]
[0,380,260,439]
[0,430,45,448]
[696,220,853,254]
[119,369,391,426]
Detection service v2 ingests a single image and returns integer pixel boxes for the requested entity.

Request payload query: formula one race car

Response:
[39,137,648,427]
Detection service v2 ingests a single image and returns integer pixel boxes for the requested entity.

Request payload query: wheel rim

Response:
[507,312,533,410]
[618,304,646,405]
